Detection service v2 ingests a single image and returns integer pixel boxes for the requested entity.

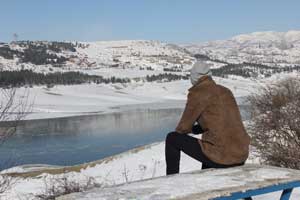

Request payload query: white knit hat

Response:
[190,61,212,85]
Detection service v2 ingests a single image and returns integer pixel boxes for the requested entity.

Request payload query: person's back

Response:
[165,61,250,175]
[194,79,250,165]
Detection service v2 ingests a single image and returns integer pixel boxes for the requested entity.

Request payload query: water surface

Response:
[0,106,249,170]
[0,109,182,170]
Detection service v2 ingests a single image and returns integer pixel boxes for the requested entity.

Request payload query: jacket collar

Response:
[189,76,215,91]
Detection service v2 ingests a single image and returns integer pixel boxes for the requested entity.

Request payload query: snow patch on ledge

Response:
[58,165,300,200]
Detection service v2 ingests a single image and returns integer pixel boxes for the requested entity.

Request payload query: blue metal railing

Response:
[213,180,300,200]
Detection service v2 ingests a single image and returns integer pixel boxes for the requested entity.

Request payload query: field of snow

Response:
[1,141,299,200]
[6,76,257,120]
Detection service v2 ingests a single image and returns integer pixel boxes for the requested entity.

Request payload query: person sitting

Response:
[165,61,250,175]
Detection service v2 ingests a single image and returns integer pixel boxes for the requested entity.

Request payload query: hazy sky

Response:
[1,0,300,43]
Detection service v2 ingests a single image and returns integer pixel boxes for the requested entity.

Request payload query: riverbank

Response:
[0,141,260,200]
[6,76,256,120]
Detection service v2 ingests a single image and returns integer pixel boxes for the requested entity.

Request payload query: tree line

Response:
[146,73,189,82]
[0,70,189,88]
[211,63,300,78]
[0,70,130,88]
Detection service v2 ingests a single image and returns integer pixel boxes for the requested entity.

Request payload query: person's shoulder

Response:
[189,77,215,91]
[189,83,211,95]
[216,83,230,91]
[188,80,216,100]
[216,83,234,97]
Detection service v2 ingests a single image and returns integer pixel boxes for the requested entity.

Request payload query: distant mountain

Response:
[1,31,300,88]
[0,40,194,74]
[184,30,300,67]
[0,40,194,87]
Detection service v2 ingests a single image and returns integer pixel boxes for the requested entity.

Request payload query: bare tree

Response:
[0,87,32,194]
[0,88,31,142]
[248,76,300,169]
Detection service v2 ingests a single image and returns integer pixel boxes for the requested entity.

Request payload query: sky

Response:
[1,0,300,43]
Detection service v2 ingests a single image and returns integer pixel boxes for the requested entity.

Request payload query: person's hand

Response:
[192,124,204,135]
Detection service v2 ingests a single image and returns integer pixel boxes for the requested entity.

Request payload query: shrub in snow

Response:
[0,175,15,194]
[36,173,101,200]
[248,76,300,169]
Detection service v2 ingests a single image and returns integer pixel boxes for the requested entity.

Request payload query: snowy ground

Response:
[1,141,299,200]
[5,76,257,120]
[58,165,300,200]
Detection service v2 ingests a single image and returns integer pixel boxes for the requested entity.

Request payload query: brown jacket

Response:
[176,76,250,165]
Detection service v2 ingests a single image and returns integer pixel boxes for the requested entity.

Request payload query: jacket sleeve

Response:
[175,90,210,134]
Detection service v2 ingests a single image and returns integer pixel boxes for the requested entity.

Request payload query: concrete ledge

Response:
[57,164,300,200]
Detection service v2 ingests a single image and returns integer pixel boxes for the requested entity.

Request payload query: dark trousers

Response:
[165,131,244,175]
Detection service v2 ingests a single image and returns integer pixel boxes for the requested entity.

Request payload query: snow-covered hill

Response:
[1,31,300,84]
[184,30,300,67]
[0,40,194,78]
